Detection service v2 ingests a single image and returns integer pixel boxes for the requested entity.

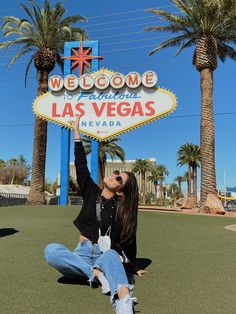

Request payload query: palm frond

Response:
[149,34,188,55]
[0,0,88,83]
[217,41,236,62]
[144,25,180,32]
[146,8,187,25]
[175,39,195,56]
[172,0,194,16]
[1,16,20,31]
[61,15,87,26]
[30,2,44,39]
[72,28,89,40]
[145,0,236,63]
[20,3,37,27]
[7,46,34,67]
[24,53,35,87]
[52,3,66,22]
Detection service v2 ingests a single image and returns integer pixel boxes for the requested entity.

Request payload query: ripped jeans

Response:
[44,241,131,302]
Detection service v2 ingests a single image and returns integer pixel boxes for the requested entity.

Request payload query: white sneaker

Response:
[115,295,134,314]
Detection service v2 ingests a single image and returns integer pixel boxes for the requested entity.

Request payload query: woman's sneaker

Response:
[115,294,134,314]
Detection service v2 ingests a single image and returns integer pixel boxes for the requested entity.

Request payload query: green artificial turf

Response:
[0,206,236,314]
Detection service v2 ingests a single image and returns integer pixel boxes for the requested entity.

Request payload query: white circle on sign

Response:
[64,74,79,91]
[110,73,126,89]
[94,74,110,90]
[79,74,94,90]
[142,71,158,88]
[48,75,64,91]
[126,72,142,89]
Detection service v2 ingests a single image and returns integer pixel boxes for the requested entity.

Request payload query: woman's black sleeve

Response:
[121,236,141,274]
[74,141,99,200]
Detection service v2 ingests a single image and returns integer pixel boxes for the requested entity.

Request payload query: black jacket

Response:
[73,141,140,274]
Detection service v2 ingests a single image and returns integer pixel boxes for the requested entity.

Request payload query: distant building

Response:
[0,184,29,206]
[69,163,77,182]
[0,184,30,195]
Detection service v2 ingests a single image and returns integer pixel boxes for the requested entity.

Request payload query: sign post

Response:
[59,41,101,205]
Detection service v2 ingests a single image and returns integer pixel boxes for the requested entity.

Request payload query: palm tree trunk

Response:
[192,165,197,207]
[163,187,167,201]
[27,70,49,204]
[142,172,146,204]
[160,180,163,204]
[200,68,217,206]
[154,184,157,204]
[178,181,182,197]
[188,165,191,197]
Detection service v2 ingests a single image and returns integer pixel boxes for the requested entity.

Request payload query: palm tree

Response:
[132,159,154,204]
[174,175,185,198]
[177,143,201,205]
[162,185,167,201]
[156,164,169,204]
[83,136,125,189]
[183,171,190,197]
[144,0,236,206]
[147,164,161,204]
[0,159,5,169]
[0,0,87,204]
[168,182,179,207]
[9,158,18,184]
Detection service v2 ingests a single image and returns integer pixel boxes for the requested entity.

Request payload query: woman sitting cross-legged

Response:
[45,116,147,314]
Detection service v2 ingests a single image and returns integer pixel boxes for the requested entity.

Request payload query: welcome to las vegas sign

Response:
[33,68,176,141]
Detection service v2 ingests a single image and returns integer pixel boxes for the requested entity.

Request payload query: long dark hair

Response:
[116,172,139,243]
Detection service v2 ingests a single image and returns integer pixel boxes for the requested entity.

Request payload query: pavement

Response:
[138,204,236,218]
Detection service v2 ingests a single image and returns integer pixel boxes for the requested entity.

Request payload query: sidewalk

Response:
[138,204,236,217]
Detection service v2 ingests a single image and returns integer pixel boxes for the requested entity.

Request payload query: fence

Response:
[0,193,28,206]
[68,196,83,205]
[0,193,83,206]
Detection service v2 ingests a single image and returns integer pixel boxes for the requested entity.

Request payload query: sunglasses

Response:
[113,170,123,184]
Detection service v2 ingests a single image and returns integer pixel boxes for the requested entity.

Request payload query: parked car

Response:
[0,195,6,206]
[224,200,236,211]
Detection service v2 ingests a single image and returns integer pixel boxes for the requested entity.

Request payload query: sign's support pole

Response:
[90,42,99,183]
[59,41,100,205]
[59,42,71,205]
[60,129,70,205]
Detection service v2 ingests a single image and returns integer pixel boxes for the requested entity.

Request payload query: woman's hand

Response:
[136,270,147,277]
[69,115,82,140]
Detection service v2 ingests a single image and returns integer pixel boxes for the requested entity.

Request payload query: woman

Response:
[45,117,146,314]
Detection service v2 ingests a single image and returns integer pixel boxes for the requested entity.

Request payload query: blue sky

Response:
[0,0,235,192]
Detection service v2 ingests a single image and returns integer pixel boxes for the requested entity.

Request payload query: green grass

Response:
[1,205,236,314]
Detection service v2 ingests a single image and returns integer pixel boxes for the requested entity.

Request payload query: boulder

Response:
[203,193,225,215]
[176,197,184,207]
[181,196,195,209]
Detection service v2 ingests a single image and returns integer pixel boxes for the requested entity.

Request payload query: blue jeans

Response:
[45,241,131,301]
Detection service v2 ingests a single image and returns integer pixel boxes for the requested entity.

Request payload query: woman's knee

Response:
[44,243,64,263]
[103,249,120,260]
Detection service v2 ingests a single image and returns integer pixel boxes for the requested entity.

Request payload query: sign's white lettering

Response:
[48,71,158,92]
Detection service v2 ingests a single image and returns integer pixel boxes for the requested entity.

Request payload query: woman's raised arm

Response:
[69,116,82,141]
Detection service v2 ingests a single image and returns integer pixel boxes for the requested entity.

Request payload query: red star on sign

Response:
[62,41,103,76]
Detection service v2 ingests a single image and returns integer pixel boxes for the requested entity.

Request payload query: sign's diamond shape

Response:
[33,69,176,141]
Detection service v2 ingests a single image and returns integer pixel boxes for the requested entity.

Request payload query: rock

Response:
[181,196,195,209]
[176,197,184,207]
[203,193,225,215]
